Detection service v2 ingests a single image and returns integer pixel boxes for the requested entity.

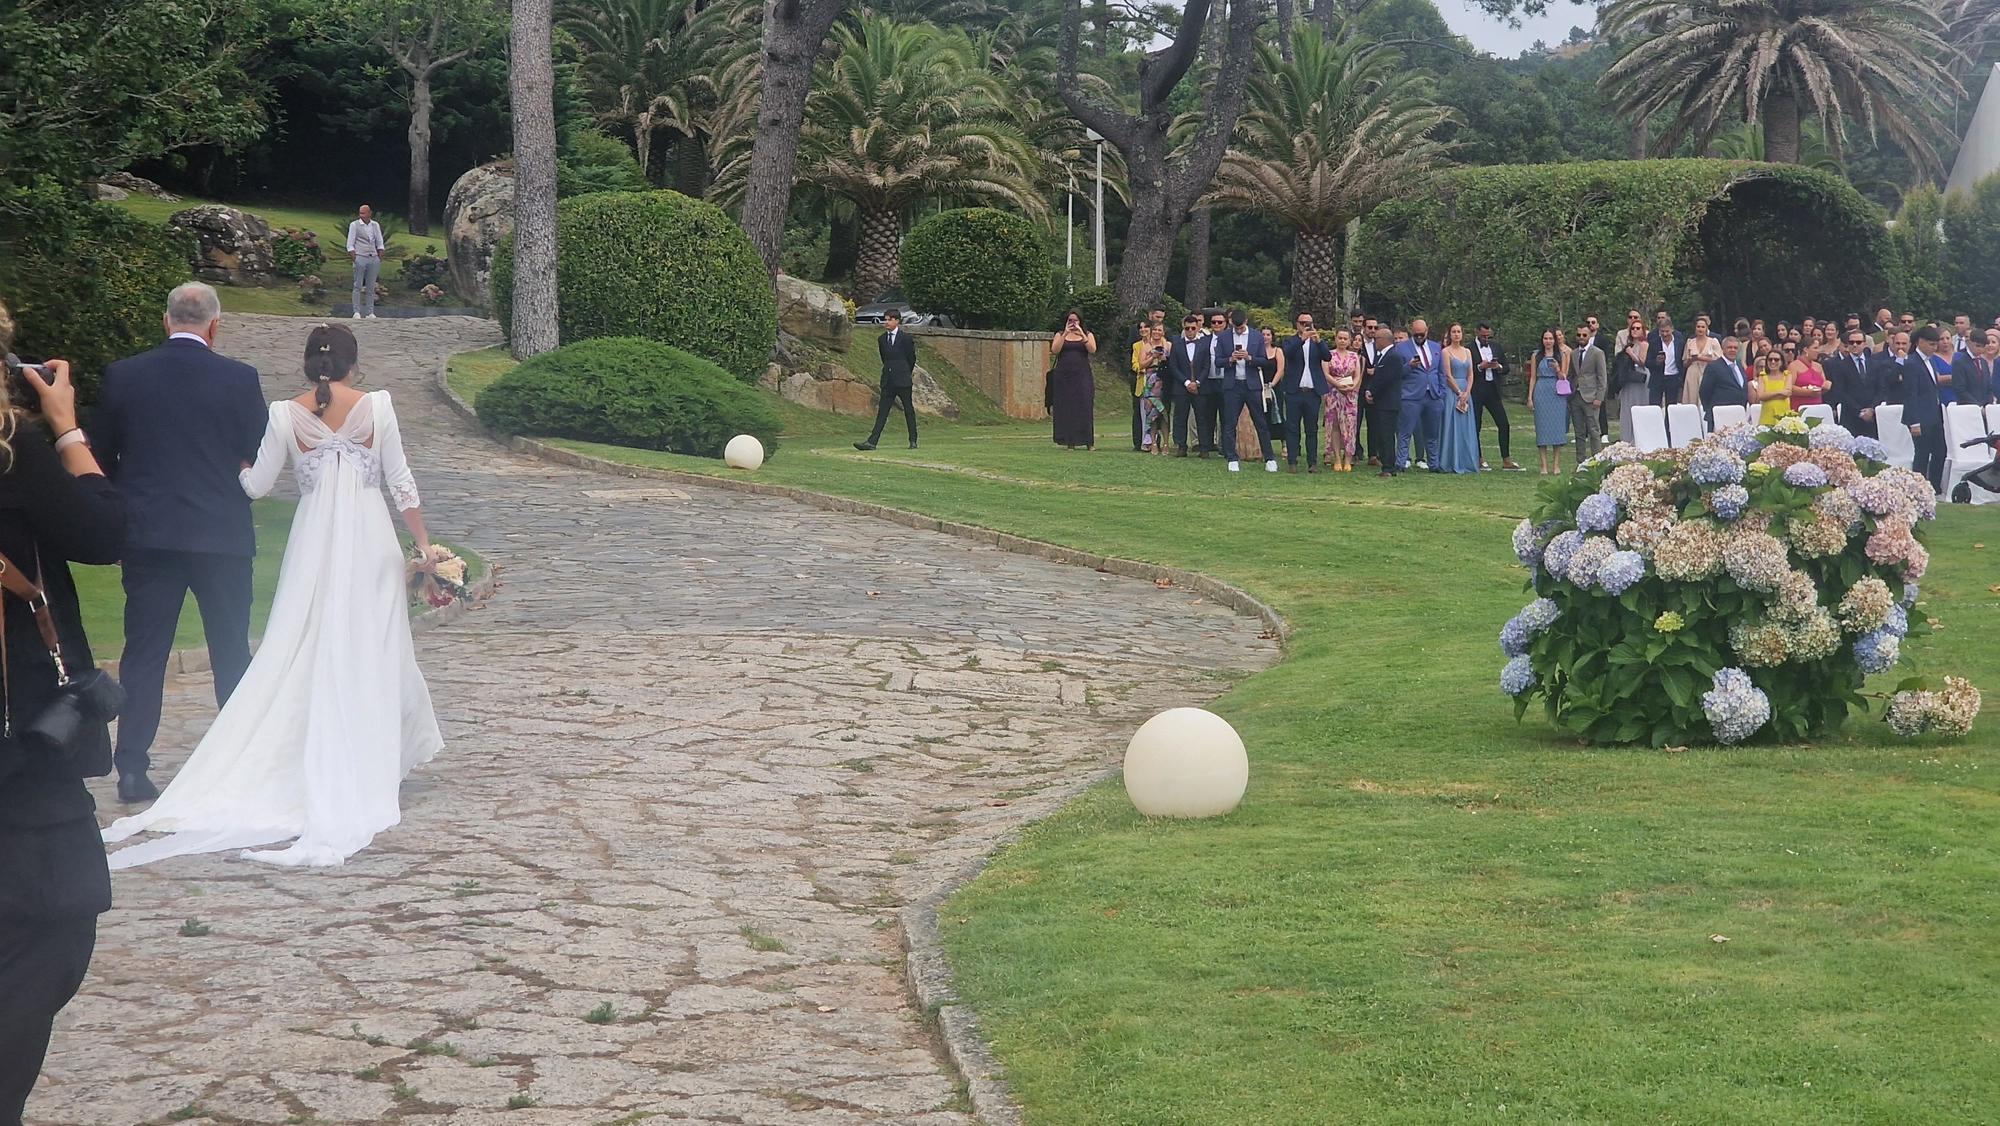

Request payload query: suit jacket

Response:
[1164,333,1213,398]
[1393,339,1444,400]
[1699,357,1752,422]
[94,337,267,557]
[1570,344,1608,402]
[1822,351,1876,427]
[1366,345,1407,408]
[1278,336,1332,397]
[1951,351,1994,407]
[1212,328,1273,388]
[878,328,918,389]
[1869,350,1909,405]
[1645,330,1688,396]
[1471,338,1510,393]
[1899,351,1946,430]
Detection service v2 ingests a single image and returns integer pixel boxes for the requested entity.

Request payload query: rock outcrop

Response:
[167,205,277,285]
[775,273,852,353]
[444,160,515,308]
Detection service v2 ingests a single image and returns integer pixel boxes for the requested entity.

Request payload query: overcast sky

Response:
[1432,0,1601,58]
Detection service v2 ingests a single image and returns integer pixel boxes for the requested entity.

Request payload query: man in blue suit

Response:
[1212,308,1277,472]
[1902,326,1949,494]
[1394,318,1445,470]
[1277,312,1331,472]
[93,282,268,802]
[1364,324,1406,478]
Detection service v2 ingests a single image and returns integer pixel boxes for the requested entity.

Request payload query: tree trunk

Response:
[407,70,434,235]
[1762,89,1802,164]
[1116,178,1180,322]
[852,206,901,302]
[509,0,561,359]
[1311,0,1338,33]
[1093,0,1111,56]
[1626,115,1649,158]
[1276,0,1295,61]
[675,134,711,197]
[1291,230,1339,327]
[635,115,655,186]
[1184,207,1211,312]
[741,0,844,282]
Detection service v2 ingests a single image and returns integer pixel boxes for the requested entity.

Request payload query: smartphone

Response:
[3,353,47,403]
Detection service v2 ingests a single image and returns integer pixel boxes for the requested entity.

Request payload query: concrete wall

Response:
[912,328,1050,421]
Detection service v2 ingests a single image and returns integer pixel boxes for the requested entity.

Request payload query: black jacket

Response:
[1899,351,1947,430]
[1951,351,1994,407]
[1366,346,1406,407]
[877,327,918,390]
[1164,333,1212,398]
[1278,336,1332,397]
[0,419,126,829]
[1698,357,1752,424]
[1645,330,1688,397]
[1822,351,1875,426]
[1471,338,1510,393]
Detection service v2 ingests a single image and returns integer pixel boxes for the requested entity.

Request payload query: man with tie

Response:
[1163,313,1213,456]
[1213,308,1277,472]
[1471,323,1521,470]
[1646,311,1687,405]
[1951,313,1976,360]
[1278,313,1331,472]
[1569,324,1607,463]
[1904,326,1949,493]
[1825,327,1879,436]
[1394,318,1445,470]
[1363,324,1406,478]
[854,309,920,451]
[1952,328,1997,407]
[1698,336,1752,430]
[1358,316,1385,466]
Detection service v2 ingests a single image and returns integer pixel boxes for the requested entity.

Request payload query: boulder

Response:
[87,183,129,201]
[910,365,960,419]
[167,204,277,285]
[775,273,852,353]
[101,172,179,201]
[444,160,515,308]
[779,366,878,416]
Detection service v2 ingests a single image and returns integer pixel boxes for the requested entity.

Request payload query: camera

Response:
[3,353,47,406]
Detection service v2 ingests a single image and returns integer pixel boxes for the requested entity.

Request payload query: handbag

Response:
[1556,378,1573,396]
[0,547,123,754]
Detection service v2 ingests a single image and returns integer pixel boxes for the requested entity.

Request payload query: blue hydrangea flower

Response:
[1500,616,1533,657]
[1807,422,1855,453]
[1519,597,1560,632]
[1511,518,1540,566]
[1709,484,1749,521]
[1716,427,1764,458]
[1853,629,1901,674]
[1883,603,1910,638]
[1701,667,1771,745]
[1500,654,1536,697]
[1782,463,1829,489]
[1542,530,1584,576]
[1576,493,1620,533]
[1852,436,1889,463]
[1902,582,1920,607]
[1597,550,1645,595]
[1689,446,1747,486]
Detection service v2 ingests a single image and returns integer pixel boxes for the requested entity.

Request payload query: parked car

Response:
[854,289,954,328]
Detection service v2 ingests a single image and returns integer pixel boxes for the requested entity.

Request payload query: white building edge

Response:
[1945,62,2000,196]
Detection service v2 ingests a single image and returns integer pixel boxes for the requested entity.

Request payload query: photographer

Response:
[0,302,125,1125]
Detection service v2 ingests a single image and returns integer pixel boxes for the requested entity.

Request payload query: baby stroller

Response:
[1950,431,2000,504]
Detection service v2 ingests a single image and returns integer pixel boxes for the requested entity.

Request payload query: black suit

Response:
[1364,347,1407,474]
[1278,336,1331,467]
[1360,340,1388,463]
[1900,351,1948,491]
[864,328,920,447]
[1470,338,1511,460]
[94,337,266,780]
[1698,357,1752,430]
[1823,351,1877,436]
[1951,351,1994,407]
[1646,330,1689,405]
[1164,333,1213,453]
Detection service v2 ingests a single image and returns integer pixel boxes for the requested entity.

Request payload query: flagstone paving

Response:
[33,315,1276,1125]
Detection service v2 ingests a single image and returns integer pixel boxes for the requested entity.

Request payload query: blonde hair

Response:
[0,297,16,469]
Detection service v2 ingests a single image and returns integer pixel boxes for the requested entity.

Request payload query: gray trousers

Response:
[352,255,381,315]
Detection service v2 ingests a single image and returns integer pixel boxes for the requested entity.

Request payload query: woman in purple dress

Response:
[1049,310,1097,449]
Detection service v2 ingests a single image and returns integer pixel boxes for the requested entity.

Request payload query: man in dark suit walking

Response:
[1646,312,1688,406]
[1278,312,1331,472]
[855,309,920,451]
[1363,325,1406,478]
[1163,313,1211,456]
[94,282,268,803]
[1903,326,1949,493]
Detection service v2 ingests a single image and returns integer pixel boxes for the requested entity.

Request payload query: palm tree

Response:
[1201,27,1455,324]
[558,0,751,186]
[722,15,1044,301]
[1709,119,1844,172]
[510,0,560,357]
[1599,0,1959,174]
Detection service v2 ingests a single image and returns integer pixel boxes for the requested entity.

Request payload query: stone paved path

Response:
[34,315,1276,1126]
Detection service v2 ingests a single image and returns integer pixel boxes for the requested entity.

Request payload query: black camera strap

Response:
[0,547,68,739]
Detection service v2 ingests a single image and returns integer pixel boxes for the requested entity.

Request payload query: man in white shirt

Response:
[346,204,387,320]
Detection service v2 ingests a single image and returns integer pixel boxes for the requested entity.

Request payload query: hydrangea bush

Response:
[1501,417,1979,745]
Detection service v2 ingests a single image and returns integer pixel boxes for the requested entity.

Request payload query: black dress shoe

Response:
[909,441,918,449]
[853,441,876,451]
[118,772,160,803]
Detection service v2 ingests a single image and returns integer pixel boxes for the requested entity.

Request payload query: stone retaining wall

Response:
[912,328,1050,421]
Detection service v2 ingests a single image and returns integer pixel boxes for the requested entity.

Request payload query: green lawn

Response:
[448,352,2000,1123]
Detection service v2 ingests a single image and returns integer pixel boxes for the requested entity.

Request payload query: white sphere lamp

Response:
[1122,707,1248,819]
[723,434,765,470]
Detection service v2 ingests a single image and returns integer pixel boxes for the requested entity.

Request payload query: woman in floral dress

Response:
[1322,328,1361,471]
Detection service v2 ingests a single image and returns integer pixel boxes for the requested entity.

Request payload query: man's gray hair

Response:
[166,281,222,329]
[1721,336,1740,350]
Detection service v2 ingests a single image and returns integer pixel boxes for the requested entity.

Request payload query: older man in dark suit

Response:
[1363,325,1406,478]
[1698,336,1752,430]
[856,309,920,451]
[94,282,268,803]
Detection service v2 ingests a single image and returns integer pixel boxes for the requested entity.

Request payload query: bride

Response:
[103,324,443,868]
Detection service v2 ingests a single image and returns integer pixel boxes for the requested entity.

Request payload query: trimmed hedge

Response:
[901,207,1053,330]
[475,336,781,459]
[0,180,194,402]
[1355,160,1892,359]
[490,191,776,382]
[1942,171,2000,318]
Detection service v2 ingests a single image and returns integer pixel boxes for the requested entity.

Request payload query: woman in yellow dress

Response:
[1755,348,1794,424]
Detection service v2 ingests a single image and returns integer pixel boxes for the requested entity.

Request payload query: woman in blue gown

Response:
[1437,322,1481,473]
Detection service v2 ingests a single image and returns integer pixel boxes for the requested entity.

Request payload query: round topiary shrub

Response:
[1501,418,1979,747]
[490,191,776,382]
[1063,282,1121,336]
[901,207,1053,330]
[475,336,781,459]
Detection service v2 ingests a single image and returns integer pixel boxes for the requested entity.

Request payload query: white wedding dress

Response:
[102,391,443,868]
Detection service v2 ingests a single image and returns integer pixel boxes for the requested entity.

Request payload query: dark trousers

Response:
[1363,398,1383,462]
[1168,392,1191,451]
[1913,425,1947,493]
[115,548,254,778]
[1131,391,1144,450]
[867,382,917,446]
[1192,389,1222,453]
[1283,392,1321,467]
[1366,404,1403,472]
[0,813,108,1126]
[1650,378,1684,406]
[1221,384,1274,462]
[1473,382,1511,459]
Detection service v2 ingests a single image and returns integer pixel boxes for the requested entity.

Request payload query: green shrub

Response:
[270,227,326,279]
[1941,171,2000,318]
[402,243,449,291]
[556,129,649,197]
[490,190,776,382]
[0,180,194,402]
[1889,183,1948,315]
[475,336,781,459]
[900,207,1053,330]
[1063,282,1122,336]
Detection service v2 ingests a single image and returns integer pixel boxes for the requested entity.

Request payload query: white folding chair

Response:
[1986,403,2000,435]
[1799,404,1835,425]
[1630,405,1670,453]
[1876,404,1914,469]
[1666,403,1704,447]
[1711,404,1750,432]
[1943,403,1994,500]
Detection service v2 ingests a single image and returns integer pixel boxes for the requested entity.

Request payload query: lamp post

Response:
[1066,169,1076,273]
[1087,128,1106,287]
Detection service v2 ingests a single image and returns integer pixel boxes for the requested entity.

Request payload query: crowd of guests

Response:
[1039,302,2000,492]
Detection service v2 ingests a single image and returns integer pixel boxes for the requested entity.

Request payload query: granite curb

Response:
[436,350,1287,1124]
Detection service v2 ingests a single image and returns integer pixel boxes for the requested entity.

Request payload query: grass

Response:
[453,352,2000,1122]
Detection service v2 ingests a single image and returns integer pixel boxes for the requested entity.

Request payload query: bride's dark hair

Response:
[302,323,358,417]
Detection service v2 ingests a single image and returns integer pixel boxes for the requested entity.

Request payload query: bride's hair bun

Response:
[302,324,359,416]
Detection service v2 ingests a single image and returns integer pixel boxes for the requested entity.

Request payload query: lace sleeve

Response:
[375,392,421,511]
[239,402,290,499]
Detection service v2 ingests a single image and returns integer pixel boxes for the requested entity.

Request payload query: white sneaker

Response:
[1227,461,1241,472]
[351,312,362,320]
[365,313,379,319]
[1416,459,1429,470]
[1265,460,1278,472]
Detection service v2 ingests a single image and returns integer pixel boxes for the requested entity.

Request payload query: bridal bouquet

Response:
[1501,417,1979,746]
[409,546,472,608]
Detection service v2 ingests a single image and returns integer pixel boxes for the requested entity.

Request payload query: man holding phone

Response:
[1212,309,1276,472]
